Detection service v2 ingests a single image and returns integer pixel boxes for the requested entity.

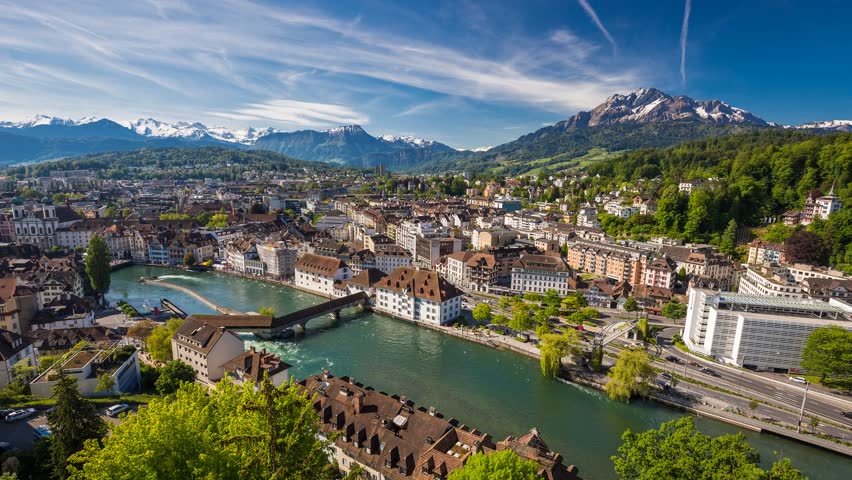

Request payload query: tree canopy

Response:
[68,379,339,480]
[605,348,654,402]
[49,373,107,479]
[448,450,541,480]
[146,318,183,363]
[472,303,492,323]
[155,360,197,395]
[539,329,583,378]
[800,326,852,383]
[84,235,111,298]
[611,417,807,480]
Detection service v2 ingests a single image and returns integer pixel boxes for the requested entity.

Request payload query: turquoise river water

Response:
[108,265,852,479]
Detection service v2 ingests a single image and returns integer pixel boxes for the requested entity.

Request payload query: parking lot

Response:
[0,405,137,451]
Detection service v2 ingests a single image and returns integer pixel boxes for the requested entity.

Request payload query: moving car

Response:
[840,411,852,419]
[789,376,807,384]
[660,372,673,379]
[688,361,700,367]
[664,355,680,363]
[700,367,719,377]
[106,404,131,417]
[4,408,36,423]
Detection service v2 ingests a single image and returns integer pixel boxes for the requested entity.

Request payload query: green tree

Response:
[748,398,759,415]
[195,211,213,225]
[472,304,492,324]
[103,206,116,219]
[662,301,687,321]
[656,185,687,234]
[510,303,533,332]
[492,314,510,326]
[258,306,275,316]
[624,297,639,317]
[764,223,792,244]
[84,235,111,302]
[155,360,197,395]
[636,317,649,342]
[183,251,196,266]
[561,292,588,310]
[49,373,107,479]
[684,189,712,241]
[539,329,583,378]
[206,213,230,229]
[800,325,852,382]
[94,373,115,393]
[605,348,655,402]
[146,318,183,363]
[720,219,738,255]
[523,292,542,302]
[448,450,540,480]
[543,289,562,306]
[68,379,339,480]
[611,416,806,480]
[498,296,513,310]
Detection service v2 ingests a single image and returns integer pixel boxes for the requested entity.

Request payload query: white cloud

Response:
[680,0,692,85]
[578,0,617,55]
[208,99,368,128]
[0,0,640,128]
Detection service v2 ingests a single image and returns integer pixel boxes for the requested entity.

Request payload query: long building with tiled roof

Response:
[375,267,462,325]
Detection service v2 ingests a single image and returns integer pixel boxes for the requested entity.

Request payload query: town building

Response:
[511,254,572,296]
[294,253,353,296]
[643,256,676,289]
[221,346,291,388]
[802,278,852,301]
[683,289,852,372]
[374,245,413,275]
[746,240,785,264]
[0,329,38,390]
[737,264,803,299]
[565,240,647,285]
[171,317,246,384]
[257,241,299,278]
[375,267,462,325]
[29,345,140,398]
[299,372,579,480]
[440,251,499,293]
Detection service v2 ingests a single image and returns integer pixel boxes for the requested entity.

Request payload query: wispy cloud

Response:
[0,0,640,130]
[680,0,692,85]
[208,99,368,128]
[577,0,617,55]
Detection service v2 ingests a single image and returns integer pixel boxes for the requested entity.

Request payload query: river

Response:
[108,265,852,479]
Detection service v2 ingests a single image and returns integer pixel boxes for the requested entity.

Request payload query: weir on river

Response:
[110,265,852,480]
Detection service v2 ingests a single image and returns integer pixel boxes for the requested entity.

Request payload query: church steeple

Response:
[828,180,836,196]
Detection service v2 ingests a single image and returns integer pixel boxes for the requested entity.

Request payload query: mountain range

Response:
[1,87,849,172]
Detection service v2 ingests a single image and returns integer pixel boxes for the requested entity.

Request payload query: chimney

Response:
[349,377,356,385]
[428,406,437,416]
[399,395,407,405]
[218,326,226,333]
[354,392,364,414]
[323,369,331,379]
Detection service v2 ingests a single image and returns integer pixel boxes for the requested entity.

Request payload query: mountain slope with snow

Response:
[795,120,852,132]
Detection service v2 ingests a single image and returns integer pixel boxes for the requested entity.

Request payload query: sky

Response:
[0,0,850,149]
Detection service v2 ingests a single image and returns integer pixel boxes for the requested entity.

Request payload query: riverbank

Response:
[127,263,852,458]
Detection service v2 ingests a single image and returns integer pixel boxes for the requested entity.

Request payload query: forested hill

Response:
[3,146,360,180]
[586,129,852,267]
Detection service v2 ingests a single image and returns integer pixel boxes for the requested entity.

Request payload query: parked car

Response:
[655,379,671,390]
[0,442,18,454]
[660,372,673,379]
[0,408,14,417]
[840,411,852,419]
[106,404,131,417]
[665,355,680,363]
[33,425,52,442]
[789,376,807,384]
[4,408,36,423]
[700,368,719,377]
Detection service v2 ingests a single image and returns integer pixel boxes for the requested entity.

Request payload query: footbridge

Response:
[592,320,638,349]
[185,292,370,339]
[160,298,188,319]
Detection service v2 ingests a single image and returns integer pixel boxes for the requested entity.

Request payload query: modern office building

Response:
[683,288,852,372]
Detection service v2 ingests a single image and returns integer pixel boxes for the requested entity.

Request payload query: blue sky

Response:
[0,0,850,149]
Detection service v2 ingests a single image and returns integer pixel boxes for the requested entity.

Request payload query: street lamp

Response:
[796,379,810,434]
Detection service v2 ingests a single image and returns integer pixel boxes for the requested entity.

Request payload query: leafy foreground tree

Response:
[605,348,655,402]
[84,235,111,304]
[145,318,183,363]
[68,378,340,480]
[472,303,492,323]
[800,325,852,385]
[50,373,107,479]
[154,360,197,395]
[662,301,687,321]
[612,417,807,480]
[539,329,583,378]
[448,450,540,480]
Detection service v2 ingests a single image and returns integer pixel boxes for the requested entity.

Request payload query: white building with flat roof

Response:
[683,288,852,372]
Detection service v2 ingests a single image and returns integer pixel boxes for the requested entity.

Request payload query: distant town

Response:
[0,158,850,479]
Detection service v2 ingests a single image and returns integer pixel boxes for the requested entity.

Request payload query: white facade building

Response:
[294,253,352,296]
[510,254,572,296]
[375,267,463,325]
[683,288,852,372]
[737,265,803,299]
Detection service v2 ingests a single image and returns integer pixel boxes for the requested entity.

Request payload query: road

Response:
[651,329,852,432]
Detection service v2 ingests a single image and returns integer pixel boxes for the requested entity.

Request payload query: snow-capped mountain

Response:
[378,134,456,152]
[468,146,493,152]
[562,87,767,128]
[795,120,852,132]
[121,118,282,144]
[0,115,100,129]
